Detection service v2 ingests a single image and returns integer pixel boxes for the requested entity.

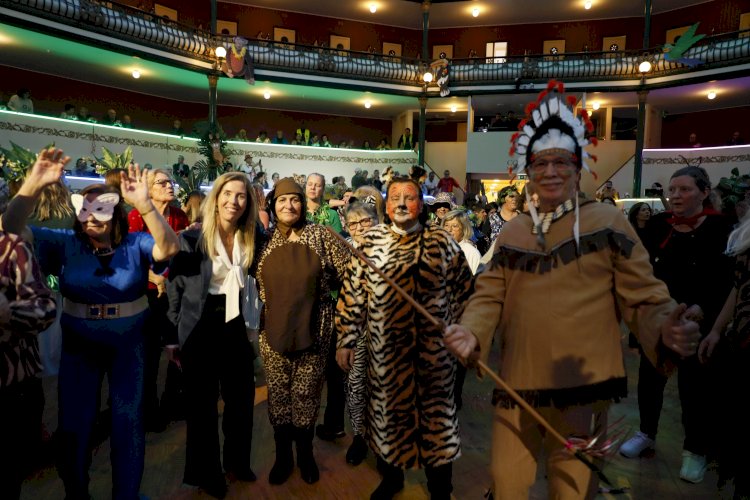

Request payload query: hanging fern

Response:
[0,142,54,182]
[173,160,210,205]
[95,146,133,175]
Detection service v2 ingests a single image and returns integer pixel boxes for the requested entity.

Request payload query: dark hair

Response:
[487,202,499,211]
[498,185,520,204]
[628,202,651,227]
[18,88,30,97]
[671,166,712,207]
[385,178,428,225]
[73,184,129,247]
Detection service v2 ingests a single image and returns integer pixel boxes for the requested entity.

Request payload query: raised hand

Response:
[120,163,153,213]
[25,148,70,193]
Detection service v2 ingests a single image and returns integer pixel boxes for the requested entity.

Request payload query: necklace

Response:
[93,247,114,257]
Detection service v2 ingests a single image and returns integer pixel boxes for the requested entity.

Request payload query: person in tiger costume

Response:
[336,177,474,500]
[443,80,704,499]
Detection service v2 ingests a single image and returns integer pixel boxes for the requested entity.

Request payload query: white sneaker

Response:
[619,431,655,458]
[679,450,707,483]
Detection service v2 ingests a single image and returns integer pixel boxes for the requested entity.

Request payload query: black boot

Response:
[346,434,368,465]
[294,425,320,484]
[371,457,404,500]
[425,463,453,500]
[268,424,294,485]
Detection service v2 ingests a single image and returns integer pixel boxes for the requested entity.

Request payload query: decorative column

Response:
[633,89,648,197]
[421,0,430,60]
[208,73,218,130]
[418,96,427,167]
[210,0,217,35]
[643,0,652,49]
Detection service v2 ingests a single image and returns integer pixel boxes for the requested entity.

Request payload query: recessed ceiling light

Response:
[263,90,271,99]
[364,100,372,109]
[472,7,480,17]
[450,105,457,113]
[592,101,601,110]
[584,0,592,9]
[707,90,717,100]
[370,3,377,13]
[131,69,141,79]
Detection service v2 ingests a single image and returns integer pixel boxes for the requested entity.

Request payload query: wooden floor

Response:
[21,339,727,499]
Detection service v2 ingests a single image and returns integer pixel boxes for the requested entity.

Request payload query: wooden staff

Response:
[327,226,622,490]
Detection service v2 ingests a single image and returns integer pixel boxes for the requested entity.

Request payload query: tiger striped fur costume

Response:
[336,223,474,469]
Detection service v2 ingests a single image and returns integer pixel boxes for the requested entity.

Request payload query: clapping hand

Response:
[120,163,152,213]
[26,148,70,193]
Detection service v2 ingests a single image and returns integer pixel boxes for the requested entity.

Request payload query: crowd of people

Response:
[2,79,749,500]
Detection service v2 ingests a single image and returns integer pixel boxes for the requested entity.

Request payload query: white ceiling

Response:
[222,0,712,29]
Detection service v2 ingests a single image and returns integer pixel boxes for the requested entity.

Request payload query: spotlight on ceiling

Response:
[370,3,377,13]
[584,0,592,9]
[472,7,480,17]
[450,105,457,113]
[638,60,652,73]
[592,101,600,111]
[707,90,717,100]
[423,71,433,83]
[215,46,227,59]
[364,100,372,109]
[131,69,141,79]
[263,90,271,100]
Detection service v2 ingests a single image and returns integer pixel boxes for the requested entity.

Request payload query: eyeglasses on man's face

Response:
[347,217,373,230]
[153,179,175,188]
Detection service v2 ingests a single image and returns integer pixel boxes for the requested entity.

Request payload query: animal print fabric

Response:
[256,222,349,427]
[0,232,56,388]
[336,224,474,469]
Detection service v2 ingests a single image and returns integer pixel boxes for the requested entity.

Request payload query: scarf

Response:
[272,178,306,237]
[214,231,246,322]
[659,208,719,249]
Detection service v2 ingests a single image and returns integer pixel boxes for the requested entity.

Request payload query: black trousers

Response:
[181,295,255,483]
[0,377,44,500]
[637,353,713,455]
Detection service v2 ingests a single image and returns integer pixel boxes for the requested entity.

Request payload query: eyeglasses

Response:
[528,158,576,173]
[153,180,175,188]
[347,217,373,229]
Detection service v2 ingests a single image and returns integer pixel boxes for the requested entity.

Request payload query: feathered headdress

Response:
[509,80,599,249]
[509,80,598,178]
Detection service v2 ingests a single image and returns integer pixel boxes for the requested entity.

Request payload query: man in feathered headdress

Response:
[445,80,704,499]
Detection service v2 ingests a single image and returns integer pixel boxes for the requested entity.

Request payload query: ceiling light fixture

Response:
[707,90,717,100]
[592,101,600,111]
[584,0,592,9]
[638,60,652,74]
[450,105,457,113]
[364,100,372,109]
[370,3,377,13]
[131,69,141,79]
[472,7,480,17]
[263,90,271,100]
[215,46,227,59]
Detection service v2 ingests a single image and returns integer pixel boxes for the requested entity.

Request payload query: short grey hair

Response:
[441,209,473,242]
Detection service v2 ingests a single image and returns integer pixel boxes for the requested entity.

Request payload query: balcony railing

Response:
[4,0,750,88]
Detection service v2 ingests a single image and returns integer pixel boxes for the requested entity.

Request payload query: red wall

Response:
[0,66,392,146]
[661,106,750,148]
[130,0,749,57]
